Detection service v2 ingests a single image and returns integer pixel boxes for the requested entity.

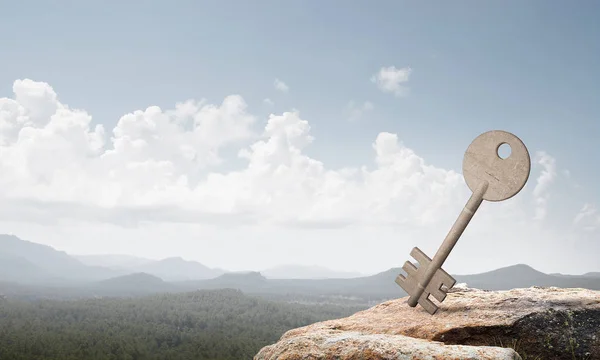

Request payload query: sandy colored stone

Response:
[255,286,600,360]
[255,329,521,360]
[254,329,521,360]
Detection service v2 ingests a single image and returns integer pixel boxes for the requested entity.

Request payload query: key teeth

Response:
[396,265,418,296]
[436,290,448,303]
[411,246,431,264]
[419,295,439,315]
[395,273,411,293]
[409,246,420,258]
[402,261,417,275]
[427,269,456,303]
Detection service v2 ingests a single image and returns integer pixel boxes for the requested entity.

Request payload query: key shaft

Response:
[407,181,488,307]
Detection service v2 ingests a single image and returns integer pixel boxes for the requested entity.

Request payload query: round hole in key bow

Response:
[497,142,511,159]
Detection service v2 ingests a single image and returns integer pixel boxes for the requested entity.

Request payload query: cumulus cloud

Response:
[371,66,412,97]
[273,78,289,93]
[0,79,467,229]
[345,101,374,121]
[0,79,257,210]
[0,79,578,229]
[0,79,596,274]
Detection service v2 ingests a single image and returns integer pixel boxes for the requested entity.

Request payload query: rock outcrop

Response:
[255,286,600,360]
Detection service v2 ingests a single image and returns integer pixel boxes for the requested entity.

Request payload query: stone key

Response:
[395,130,531,315]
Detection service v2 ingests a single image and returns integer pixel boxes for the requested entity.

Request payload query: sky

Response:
[0,0,598,276]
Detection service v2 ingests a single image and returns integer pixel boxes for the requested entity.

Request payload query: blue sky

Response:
[2,1,598,167]
[0,1,598,274]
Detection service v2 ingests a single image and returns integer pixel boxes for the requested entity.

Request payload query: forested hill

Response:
[0,288,364,360]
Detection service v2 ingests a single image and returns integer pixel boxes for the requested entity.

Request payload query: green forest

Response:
[0,289,364,360]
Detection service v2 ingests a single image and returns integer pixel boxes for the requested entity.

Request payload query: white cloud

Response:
[0,79,597,275]
[263,98,274,106]
[371,66,412,97]
[0,79,256,209]
[573,203,600,231]
[532,151,557,221]
[273,78,289,93]
[345,101,374,121]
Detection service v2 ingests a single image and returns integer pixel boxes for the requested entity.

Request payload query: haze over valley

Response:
[2,234,599,306]
[2,233,599,360]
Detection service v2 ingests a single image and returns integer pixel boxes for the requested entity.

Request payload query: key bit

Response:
[395,247,456,314]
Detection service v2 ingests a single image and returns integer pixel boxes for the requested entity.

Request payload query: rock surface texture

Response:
[255,286,600,360]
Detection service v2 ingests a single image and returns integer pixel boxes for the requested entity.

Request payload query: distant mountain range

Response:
[260,264,364,279]
[75,254,227,281]
[75,250,360,280]
[0,235,122,284]
[1,234,599,303]
[73,254,154,269]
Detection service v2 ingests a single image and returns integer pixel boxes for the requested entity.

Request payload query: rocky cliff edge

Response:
[255,286,600,360]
